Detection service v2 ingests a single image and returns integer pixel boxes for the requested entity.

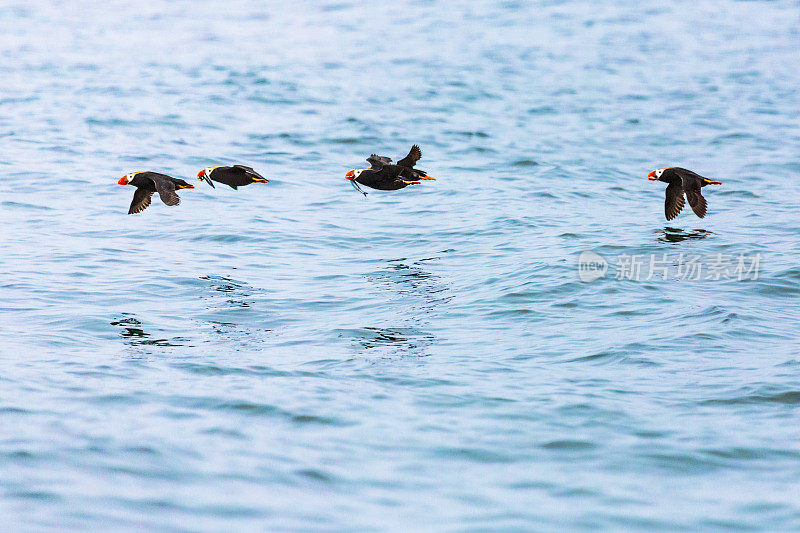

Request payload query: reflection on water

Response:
[199,275,253,308]
[196,275,273,346]
[369,254,453,312]
[201,276,242,293]
[351,255,452,357]
[656,227,715,243]
[110,313,187,347]
[359,326,435,351]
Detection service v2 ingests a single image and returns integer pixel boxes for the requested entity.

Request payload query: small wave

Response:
[540,440,597,451]
[431,446,514,463]
[1,201,53,210]
[701,390,800,406]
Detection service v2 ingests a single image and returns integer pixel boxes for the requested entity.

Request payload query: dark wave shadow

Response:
[655,227,715,244]
[110,313,187,348]
[341,326,436,357]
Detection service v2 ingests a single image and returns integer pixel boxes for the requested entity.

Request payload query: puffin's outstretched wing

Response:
[152,176,180,206]
[683,180,707,218]
[367,154,391,170]
[397,145,422,169]
[129,188,153,214]
[664,181,685,221]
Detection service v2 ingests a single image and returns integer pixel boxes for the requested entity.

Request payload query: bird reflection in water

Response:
[110,313,187,347]
[655,227,714,244]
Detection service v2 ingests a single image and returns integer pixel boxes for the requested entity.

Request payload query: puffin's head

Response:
[117,172,138,185]
[197,167,215,179]
[197,167,218,188]
[647,168,666,182]
[345,169,365,181]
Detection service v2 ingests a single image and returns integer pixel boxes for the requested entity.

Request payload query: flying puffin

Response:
[117,172,194,214]
[197,165,269,189]
[647,167,722,220]
[345,145,434,194]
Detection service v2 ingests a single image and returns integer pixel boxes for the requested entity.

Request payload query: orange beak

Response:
[118,177,128,185]
[647,171,657,181]
[345,170,355,181]
[197,170,204,178]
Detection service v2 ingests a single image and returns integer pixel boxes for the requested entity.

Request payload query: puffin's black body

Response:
[198,165,268,189]
[118,172,194,214]
[648,167,722,220]
[346,145,434,192]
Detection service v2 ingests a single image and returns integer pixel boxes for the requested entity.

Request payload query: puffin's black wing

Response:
[367,155,391,170]
[683,179,707,218]
[152,175,180,206]
[397,145,422,169]
[232,165,266,180]
[129,188,153,214]
[664,181,685,221]
[674,167,705,181]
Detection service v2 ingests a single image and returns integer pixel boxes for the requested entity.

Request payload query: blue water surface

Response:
[1,1,800,530]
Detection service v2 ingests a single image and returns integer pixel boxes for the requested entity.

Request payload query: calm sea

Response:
[2,1,799,530]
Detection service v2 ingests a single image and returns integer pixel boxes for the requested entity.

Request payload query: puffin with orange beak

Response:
[197,165,269,190]
[647,167,722,220]
[345,145,434,195]
[117,172,194,214]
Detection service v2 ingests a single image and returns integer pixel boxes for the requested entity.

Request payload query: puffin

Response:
[345,145,434,194]
[648,167,722,220]
[197,165,269,189]
[117,172,194,214]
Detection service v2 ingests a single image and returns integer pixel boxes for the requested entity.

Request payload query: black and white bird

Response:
[117,172,194,214]
[345,145,434,194]
[197,165,269,189]
[647,167,722,220]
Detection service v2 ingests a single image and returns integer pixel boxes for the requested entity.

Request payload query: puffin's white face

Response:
[353,169,363,178]
[655,168,665,178]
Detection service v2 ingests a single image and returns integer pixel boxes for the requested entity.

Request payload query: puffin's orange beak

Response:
[117,177,128,185]
[345,170,355,180]
[197,170,204,178]
[647,171,657,181]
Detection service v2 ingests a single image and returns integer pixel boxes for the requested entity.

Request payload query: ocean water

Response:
[2,0,800,530]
